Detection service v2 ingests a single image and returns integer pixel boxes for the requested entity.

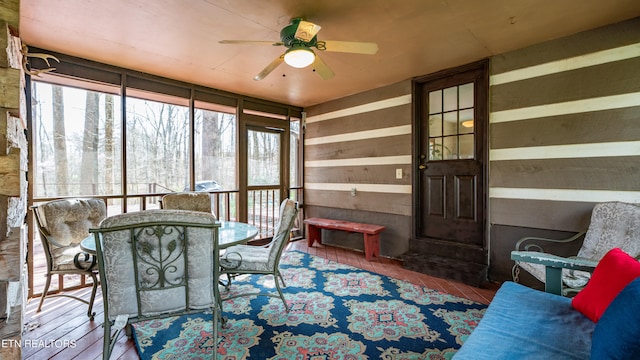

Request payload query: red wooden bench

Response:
[304,217,385,261]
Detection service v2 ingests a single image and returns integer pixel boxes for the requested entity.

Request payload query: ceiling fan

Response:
[219,17,379,81]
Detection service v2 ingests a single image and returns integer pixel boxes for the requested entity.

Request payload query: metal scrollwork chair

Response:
[90,210,220,359]
[91,210,221,360]
[31,198,106,320]
[220,199,299,311]
[512,201,640,295]
[161,192,215,215]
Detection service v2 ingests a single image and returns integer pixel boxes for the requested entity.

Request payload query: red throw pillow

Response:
[572,248,640,322]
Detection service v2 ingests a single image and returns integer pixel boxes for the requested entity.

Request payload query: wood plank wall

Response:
[304,17,640,279]
[488,17,640,281]
[304,81,413,258]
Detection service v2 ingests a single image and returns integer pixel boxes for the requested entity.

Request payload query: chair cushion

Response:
[572,248,640,322]
[98,210,218,320]
[517,258,591,288]
[591,277,640,359]
[578,202,640,261]
[223,244,271,272]
[51,245,97,271]
[454,281,594,360]
[162,192,213,214]
[38,198,106,247]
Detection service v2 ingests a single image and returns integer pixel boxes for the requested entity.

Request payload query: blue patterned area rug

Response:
[131,250,487,359]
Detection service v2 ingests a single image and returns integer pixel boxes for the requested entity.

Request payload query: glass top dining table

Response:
[80,220,258,254]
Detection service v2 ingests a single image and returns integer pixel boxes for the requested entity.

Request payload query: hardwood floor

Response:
[23,240,498,359]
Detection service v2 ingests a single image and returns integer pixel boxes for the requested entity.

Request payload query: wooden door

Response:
[415,61,488,247]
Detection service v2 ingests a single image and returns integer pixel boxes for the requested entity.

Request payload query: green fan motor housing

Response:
[280,18,318,48]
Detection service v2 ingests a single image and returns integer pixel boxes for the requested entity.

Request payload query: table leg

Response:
[307,224,322,247]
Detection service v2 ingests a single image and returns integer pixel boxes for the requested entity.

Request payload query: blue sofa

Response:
[453,281,594,359]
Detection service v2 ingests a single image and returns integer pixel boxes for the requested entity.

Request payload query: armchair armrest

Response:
[511,251,598,271]
[43,234,68,248]
[514,231,586,252]
[511,251,598,295]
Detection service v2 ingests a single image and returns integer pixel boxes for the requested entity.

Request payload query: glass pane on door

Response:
[427,82,475,161]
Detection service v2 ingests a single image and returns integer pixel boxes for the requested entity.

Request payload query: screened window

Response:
[193,104,237,191]
[31,81,122,197]
[125,94,189,195]
[28,62,302,299]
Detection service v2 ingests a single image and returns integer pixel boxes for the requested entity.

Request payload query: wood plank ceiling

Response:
[19,0,640,107]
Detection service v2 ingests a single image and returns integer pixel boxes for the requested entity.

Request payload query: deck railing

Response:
[29,187,304,298]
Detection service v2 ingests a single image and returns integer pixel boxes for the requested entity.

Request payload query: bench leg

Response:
[307,224,322,247]
[363,233,380,261]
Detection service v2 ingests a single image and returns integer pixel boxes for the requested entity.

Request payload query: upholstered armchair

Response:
[91,209,221,360]
[220,199,298,311]
[31,198,106,320]
[512,201,640,295]
[161,192,215,215]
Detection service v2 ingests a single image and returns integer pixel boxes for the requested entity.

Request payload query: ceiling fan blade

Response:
[219,40,283,46]
[253,54,285,81]
[294,20,321,42]
[312,55,335,80]
[318,40,378,55]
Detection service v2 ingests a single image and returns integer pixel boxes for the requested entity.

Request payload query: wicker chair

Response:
[91,209,221,359]
[31,198,106,320]
[220,199,298,311]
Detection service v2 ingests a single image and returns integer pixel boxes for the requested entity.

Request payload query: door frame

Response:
[411,59,489,245]
[238,112,291,222]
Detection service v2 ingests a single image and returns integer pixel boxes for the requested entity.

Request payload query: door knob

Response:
[418,164,427,170]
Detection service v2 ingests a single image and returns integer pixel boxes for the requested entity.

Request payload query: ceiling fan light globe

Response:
[284,48,315,68]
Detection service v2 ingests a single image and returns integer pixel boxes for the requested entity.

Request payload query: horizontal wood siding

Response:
[304,81,412,257]
[488,17,640,281]
[305,190,411,215]
[492,58,640,109]
[306,134,411,159]
[490,199,595,232]
[491,107,640,148]
[306,164,412,184]
[490,157,640,191]
[306,105,411,138]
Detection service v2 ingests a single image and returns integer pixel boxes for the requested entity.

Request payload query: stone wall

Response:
[0,0,28,358]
